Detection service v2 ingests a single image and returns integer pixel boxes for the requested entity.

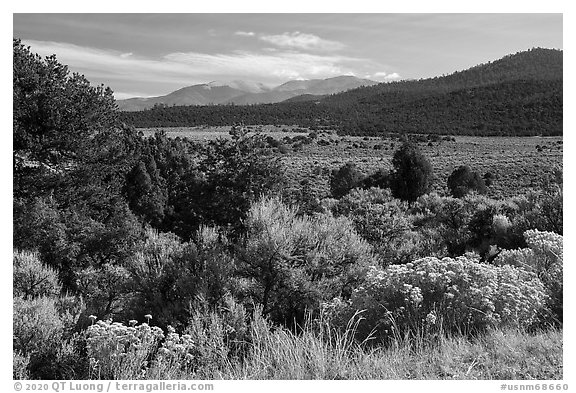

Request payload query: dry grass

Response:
[216,327,562,380]
[149,312,562,380]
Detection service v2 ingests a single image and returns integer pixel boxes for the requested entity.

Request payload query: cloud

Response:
[383,72,401,80]
[235,31,255,37]
[164,50,358,80]
[259,31,345,51]
[22,40,368,97]
[372,71,402,81]
[113,91,156,100]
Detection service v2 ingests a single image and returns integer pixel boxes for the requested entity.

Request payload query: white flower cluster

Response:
[85,317,164,379]
[325,251,549,336]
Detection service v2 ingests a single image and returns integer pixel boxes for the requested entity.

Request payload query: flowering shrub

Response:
[85,319,164,379]
[85,299,250,379]
[147,325,198,377]
[324,255,548,341]
[494,230,562,321]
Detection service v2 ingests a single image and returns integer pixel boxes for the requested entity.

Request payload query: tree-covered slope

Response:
[120,48,563,136]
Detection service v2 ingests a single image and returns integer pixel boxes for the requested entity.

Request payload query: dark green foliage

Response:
[126,128,286,240]
[330,162,365,198]
[13,39,120,200]
[13,197,145,292]
[484,172,495,187]
[447,165,488,198]
[360,168,391,190]
[390,142,433,202]
[195,128,286,236]
[125,157,168,227]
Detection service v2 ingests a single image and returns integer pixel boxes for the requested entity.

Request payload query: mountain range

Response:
[120,48,562,137]
[117,76,378,111]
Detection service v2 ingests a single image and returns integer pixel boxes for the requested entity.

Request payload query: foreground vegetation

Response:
[14,303,562,380]
[13,39,563,380]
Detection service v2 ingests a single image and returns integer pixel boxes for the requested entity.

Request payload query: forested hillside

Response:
[120,48,563,136]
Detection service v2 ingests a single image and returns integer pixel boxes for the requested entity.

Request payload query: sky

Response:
[13,13,563,99]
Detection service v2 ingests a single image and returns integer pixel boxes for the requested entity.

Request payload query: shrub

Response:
[236,197,374,326]
[196,129,286,236]
[447,165,488,198]
[125,227,233,329]
[75,263,132,321]
[13,295,85,379]
[85,319,164,379]
[331,188,414,264]
[484,172,495,187]
[510,188,563,236]
[13,249,61,299]
[330,162,366,198]
[411,193,525,258]
[390,142,433,202]
[13,351,30,379]
[360,168,391,190]
[13,296,65,356]
[324,256,548,341]
[494,230,562,322]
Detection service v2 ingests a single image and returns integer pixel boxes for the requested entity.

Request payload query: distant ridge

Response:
[117,75,378,111]
[120,48,563,137]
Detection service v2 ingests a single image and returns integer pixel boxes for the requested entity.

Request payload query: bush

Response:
[13,249,61,299]
[330,162,365,198]
[13,297,65,356]
[360,168,391,190]
[75,263,133,321]
[331,188,415,265]
[447,165,488,198]
[411,193,526,258]
[125,227,233,329]
[13,351,30,379]
[85,319,164,379]
[236,197,374,326]
[390,142,433,202]
[510,188,563,236]
[494,230,562,322]
[324,256,548,341]
[13,295,86,379]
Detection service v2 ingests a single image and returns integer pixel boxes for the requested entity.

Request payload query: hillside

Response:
[120,48,563,136]
[118,83,251,111]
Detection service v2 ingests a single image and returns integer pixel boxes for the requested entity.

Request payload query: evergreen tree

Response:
[447,165,488,198]
[390,141,433,202]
